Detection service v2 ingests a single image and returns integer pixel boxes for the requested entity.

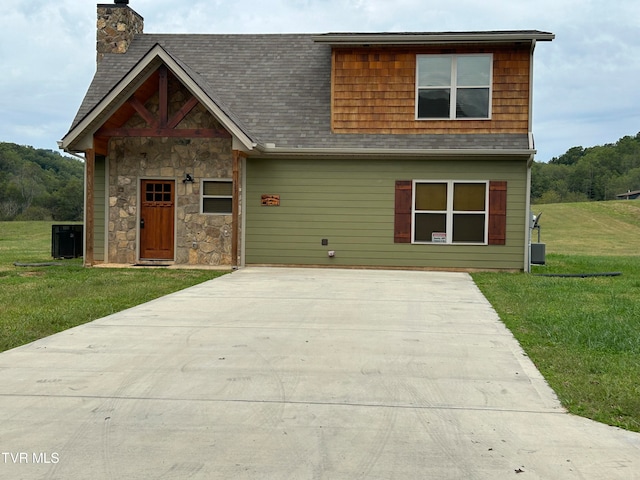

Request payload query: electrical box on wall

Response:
[531,243,546,265]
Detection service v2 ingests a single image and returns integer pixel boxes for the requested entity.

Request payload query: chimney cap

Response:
[114,0,129,4]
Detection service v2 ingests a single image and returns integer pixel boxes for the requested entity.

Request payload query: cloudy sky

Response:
[1,0,639,161]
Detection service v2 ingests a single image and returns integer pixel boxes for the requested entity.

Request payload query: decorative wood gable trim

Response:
[61,44,255,154]
[95,65,231,149]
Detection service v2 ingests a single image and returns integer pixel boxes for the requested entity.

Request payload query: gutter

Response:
[252,145,535,159]
[58,144,86,162]
[312,32,555,46]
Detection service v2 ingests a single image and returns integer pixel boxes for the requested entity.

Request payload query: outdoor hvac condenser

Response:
[51,224,83,259]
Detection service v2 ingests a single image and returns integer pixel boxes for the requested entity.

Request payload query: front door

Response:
[140,179,175,260]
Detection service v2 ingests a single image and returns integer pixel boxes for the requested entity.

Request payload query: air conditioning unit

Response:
[51,225,83,259]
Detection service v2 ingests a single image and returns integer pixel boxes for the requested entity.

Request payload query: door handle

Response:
[140,218,145,229]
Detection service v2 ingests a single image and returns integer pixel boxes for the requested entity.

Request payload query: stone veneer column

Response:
[96,3,144,64]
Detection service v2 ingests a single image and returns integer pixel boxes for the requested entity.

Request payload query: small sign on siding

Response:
[261,194,280,206]
[432,232,447,243]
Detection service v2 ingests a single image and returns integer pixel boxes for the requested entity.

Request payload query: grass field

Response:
[530,200,640,256]
[472,200,640,432]
[0,221,226,352]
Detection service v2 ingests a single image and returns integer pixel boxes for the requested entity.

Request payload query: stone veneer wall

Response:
[97,4,144,64]
[106,80,237,266]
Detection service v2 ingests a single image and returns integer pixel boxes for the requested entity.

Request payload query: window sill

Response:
[412,242,488,246]
[414,117,492,121]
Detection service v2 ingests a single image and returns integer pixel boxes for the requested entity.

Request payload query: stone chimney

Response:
[96,1,144,65]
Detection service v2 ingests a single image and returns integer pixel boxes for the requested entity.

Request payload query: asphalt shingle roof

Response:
[68,33,532,152]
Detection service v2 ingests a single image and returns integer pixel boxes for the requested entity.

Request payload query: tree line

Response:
[0,142,84,221]
[532,132,640,204]
[2,132,639,221]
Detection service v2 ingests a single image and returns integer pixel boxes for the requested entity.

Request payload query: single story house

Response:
[616,190,640,200]
[60,0,554,271]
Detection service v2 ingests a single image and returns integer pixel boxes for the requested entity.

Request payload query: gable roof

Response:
[61,31,545,157]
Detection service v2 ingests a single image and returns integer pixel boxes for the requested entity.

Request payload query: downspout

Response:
[525,39,537,273]
[61,149,91,265]
[525,154,534,272]
[240,155,247,268]
[232,150,240,269]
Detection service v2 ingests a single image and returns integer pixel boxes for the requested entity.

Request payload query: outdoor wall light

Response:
[183,173,194,183]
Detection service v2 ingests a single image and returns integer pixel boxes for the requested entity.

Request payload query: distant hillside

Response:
[532,200,640,256]
[0,142,84,221]
[532,132,640,204]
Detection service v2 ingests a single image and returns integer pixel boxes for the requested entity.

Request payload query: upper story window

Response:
[416,54,492,120]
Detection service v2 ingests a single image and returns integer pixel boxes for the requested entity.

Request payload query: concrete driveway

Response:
[0,267,638,479]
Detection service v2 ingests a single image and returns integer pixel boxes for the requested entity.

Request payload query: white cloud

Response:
[2,0,639,159]
[1,1,95,149]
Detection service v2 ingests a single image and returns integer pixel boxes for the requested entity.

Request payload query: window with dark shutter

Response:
[394,179,507,245]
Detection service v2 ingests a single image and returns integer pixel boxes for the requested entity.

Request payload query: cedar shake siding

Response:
[332,44,531,134]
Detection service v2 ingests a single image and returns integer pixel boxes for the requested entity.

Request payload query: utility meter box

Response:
[531,242,546,265]
[530,211,545,265]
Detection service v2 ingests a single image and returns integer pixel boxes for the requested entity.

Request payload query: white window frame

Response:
[411,180,489,245]
[415,54,493,120]
[201,179,233,215]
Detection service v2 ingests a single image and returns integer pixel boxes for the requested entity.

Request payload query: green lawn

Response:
[472,201,640,432]
[531,200,640,256]
[0,221,226,352]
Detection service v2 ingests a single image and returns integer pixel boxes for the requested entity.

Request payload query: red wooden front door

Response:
[140,180,175,260]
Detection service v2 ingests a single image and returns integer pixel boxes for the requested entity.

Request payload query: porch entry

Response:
[140,179,175,260]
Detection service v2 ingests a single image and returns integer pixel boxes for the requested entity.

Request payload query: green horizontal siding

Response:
[245,158,528,270]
